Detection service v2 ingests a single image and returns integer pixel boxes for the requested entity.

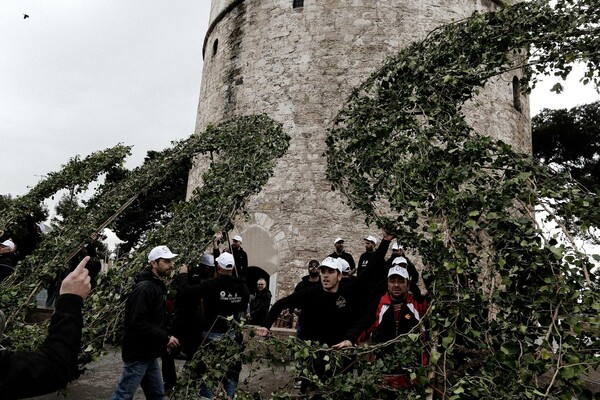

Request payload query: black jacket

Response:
[264,240,391,346]
[121,267,169,362]
[179,273,250,334]
[249,289,271,325]
[328,250,355,271]
[356,250,375,276]
[231,247,248,278]
[0,294,83,399]
[0,252,16,282]
[294,275,321,293]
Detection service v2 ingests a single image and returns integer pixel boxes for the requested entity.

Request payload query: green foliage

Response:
[2,1,600,399]
[53,191,81,224]
[533,101,600,193]
[0,115,289,364]
[108,149,192,254]
[326,0,600,398]
[0,144,132,229]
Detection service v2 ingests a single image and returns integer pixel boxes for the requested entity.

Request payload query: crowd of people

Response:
[0,229,431,399]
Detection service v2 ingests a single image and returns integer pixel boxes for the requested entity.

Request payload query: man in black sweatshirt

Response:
[178,252,250,399]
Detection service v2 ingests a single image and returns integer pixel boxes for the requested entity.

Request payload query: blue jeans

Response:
[112,358,165,400]
[199,331,241,399]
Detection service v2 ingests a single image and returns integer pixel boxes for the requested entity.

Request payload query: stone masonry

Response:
[187,0,531,301]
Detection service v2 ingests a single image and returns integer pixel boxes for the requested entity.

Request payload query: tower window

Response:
[293,0,304,9]
[212,39,219,57]
[512,76,522,112]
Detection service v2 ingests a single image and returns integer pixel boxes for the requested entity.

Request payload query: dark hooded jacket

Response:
[121,266,169,362]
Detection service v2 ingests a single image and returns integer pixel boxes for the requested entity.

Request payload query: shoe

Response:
[0,310,6,337]
[294,379,302,389]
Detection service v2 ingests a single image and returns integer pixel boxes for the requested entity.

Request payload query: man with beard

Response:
[230,235,248,278]
[386,243,419,285]
[112,246,181,400]
[328,237,355,276]
[333,264,431,394]
[292,259,321,339]
[356,235,378,277]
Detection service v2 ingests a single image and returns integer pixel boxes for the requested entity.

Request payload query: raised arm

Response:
[0,257,91,398]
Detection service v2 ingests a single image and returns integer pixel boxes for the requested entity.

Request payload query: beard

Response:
[308,270,319,278]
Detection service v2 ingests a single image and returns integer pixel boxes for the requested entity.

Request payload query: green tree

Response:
[109,149,191,253]
[533,101,600,193]
[53,190,81,225]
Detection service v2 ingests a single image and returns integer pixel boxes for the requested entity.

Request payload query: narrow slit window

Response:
[212,39,219,57]
[512,76,522,112]
[293,0,304,9]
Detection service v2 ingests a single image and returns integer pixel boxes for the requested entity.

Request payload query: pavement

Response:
[25,339,296,399]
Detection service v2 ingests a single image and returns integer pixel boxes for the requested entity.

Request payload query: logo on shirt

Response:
[336,296,347,308]
[220,290,243,304]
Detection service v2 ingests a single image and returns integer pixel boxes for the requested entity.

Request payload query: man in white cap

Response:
[386,243,419,285]
[333,263,431,391]
[178,252,250,399]
[230,234,248,278]
[335,264,429,347]
[112,245,181,400]
[355,235,378,277]
[328,237,355,274]
[0,240,17,282]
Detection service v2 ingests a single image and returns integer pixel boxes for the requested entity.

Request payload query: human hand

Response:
[60,256,92,300]
[167,336,180,350]
[179,264,189,274]
[382,228,394,242]
[332,340,353,349]
[256,327,270,337]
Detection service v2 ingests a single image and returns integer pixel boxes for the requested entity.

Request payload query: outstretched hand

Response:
[332,340,353,349]
[382,228,394,242]
[60,256,92,300]
[256,327,270,337]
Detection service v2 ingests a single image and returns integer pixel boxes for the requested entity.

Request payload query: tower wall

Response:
[188,0,530,299]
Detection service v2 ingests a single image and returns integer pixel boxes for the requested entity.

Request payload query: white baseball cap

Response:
[199,253,215,267]
[333,237,344,245]
[388,265,409,279]
[148,245,178,262]
[391,242,403,251]
[363,235,378,245]
[232,235,243,243]
[216,252,236,269]
[391,256,408,266]
[1,240,15,252]
[320,256,343,272]
[336,258,350,274]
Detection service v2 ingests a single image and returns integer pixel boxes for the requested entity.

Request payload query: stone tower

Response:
[188,0,530,298]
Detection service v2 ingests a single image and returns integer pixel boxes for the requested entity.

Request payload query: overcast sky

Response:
[1,1,599,202]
